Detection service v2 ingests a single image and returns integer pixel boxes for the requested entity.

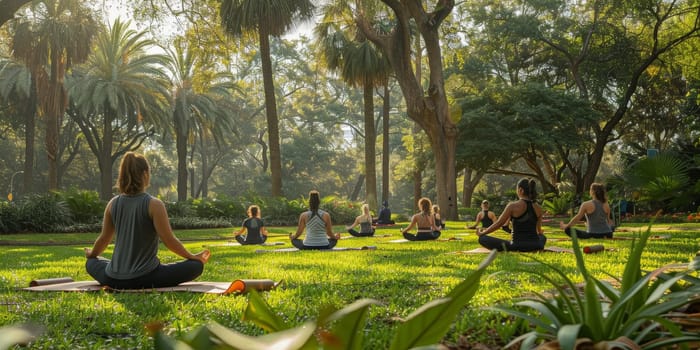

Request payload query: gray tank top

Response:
[586,200,611,234]
[106,193,160,279]
[303,210,329,246]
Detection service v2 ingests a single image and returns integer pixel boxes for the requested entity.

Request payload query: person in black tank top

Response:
[475,178,546,252]
[467,200,512,233]
[234,204,269,244]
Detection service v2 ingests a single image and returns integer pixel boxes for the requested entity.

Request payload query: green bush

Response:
[0,201,21,234]
[57,188,105,224]
[541,192,575,216]
[492,225,700,348]
[16,193,72,233]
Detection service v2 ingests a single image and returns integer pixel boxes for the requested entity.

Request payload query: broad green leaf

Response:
[490,306,557,333]
[582,277,604,339]
[206,321,316,350]
[322,299,380,350]
[243,290,288,332]
[556,324,583,350]
[389,250,497,350]
[154,332,194,350]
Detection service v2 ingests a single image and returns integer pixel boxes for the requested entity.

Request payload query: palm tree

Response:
[68,19,171,200]
[316,2,391,211]
[0,58,36,195]
[219,0,315,197]
[11,0,98,191]
[162,39,238,201]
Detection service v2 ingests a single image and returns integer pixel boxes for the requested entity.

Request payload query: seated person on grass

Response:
[234,204,269,245]
[374,200,395,225]
[289,190,341,250]
[401,197,441,241]
[346,204,375,237]
[85,152,210,289]
[476,178,546,252]
[467,200,511,233]
[559,183,614,239]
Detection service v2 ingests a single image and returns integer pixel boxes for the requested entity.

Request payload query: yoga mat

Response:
[204,241,285,247]
[450,246,574,254]
[24,278,279,294]
[341,234,392,239]
[388,237,462,243]
[255,246,377,253]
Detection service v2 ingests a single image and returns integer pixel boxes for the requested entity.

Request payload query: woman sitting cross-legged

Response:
[85,152,210,289]
[401,197,441,241]
[234,204,269,245]
[289,190,341,249]
[346,204,376,237]
[476,178,547,252]
[559,183,614,239]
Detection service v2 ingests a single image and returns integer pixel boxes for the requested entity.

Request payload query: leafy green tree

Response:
[163,39,238,201]
[219,0,315,197]
[355,0,459,219]
[11,0,98,191]
[68,19,170,200]
[0,58,36,194]
[465,0,700,196]
[315,1,392,211]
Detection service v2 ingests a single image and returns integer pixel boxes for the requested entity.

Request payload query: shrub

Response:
[542,192,575,216]
[57,188,105,224]
[16,193,72,233]
[0,201,22,234]
[492,225,700,349]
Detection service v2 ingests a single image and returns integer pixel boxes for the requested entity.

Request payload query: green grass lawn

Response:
[1,222,698,349]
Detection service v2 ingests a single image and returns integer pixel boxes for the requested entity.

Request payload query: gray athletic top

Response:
[106,193,160,279]
[586,200,612,234]
[303,210,329,246]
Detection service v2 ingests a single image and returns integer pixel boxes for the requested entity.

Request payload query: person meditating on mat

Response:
[433,204,446,230]
[374,200,395,225]
[346,204,375,237]
[476,178,546,252]
[85,152,210,289]
[467,200,511,233]
[289,190,341,249]
[401,197,441,241]
[559,183,614,239]
[234,204,269,245]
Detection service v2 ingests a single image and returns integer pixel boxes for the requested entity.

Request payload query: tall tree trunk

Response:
[22,86,37,194]
[350,174,364,201]
[462,168,484,209]
[381,84,390,203]
[99,113,114,200]
[176,127,188,201]
[259,25,283,197]
[363,82,378,211]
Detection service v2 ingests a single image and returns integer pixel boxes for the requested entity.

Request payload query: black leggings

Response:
[291,238,338,250]
[564,227,613,239]
[478,234,547,252]
[235,234,268,245]
[86,257,204,289]
[347,228,375,237]
[403,230,441,241]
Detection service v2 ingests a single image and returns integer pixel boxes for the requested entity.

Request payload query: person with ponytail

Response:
[401,197,441,241]
[85,152,210,289]
[234,204,269,244]
[559,183,614,239]
[476,178,546,251]
[346,203,376,237]
[289,190,341,249]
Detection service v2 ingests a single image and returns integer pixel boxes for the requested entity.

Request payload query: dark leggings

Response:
[478,234,547,252]
[291,238,338,250]
[564,227,613,239]
[403,230,441,241]
[235,234,268,245]
[347,229,375,237]
[86,257,204,289]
